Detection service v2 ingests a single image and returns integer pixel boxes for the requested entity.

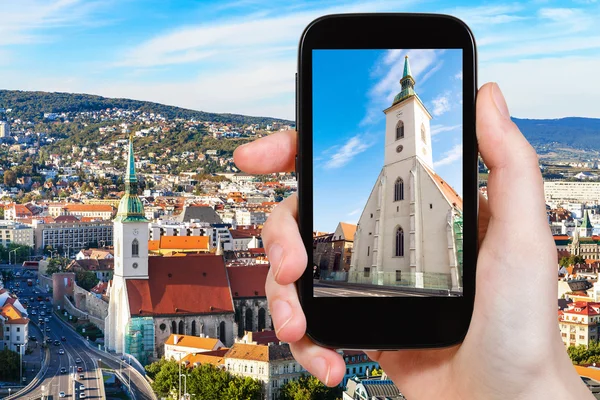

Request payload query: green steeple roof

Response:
[115,135,148,223]
[582,210,593,229]
[392,55,417,106]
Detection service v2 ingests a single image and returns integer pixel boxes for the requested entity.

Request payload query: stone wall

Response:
[73,282,108,321]
[62,294,105,331]
[52,272,76,307]
[38,273,52,293]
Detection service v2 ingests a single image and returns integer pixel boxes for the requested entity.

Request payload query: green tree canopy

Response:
[279,375,342,400]
[75,270,100,291]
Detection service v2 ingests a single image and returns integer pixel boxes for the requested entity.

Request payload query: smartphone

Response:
[295,13,478,349]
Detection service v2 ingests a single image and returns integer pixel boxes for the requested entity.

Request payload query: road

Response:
[314,281,442,297]
[3,266,156,400]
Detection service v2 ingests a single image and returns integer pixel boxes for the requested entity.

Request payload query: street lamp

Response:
[179,373,189,400]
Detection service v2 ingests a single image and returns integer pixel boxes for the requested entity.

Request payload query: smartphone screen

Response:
[312,49,463,298]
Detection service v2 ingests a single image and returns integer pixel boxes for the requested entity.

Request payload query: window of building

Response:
[394,178,404,201]
[16,327,20,332]
[132,239,139,257]
[396,270,402,281]
[396,121,404,140]
[16,336,20,341]
[395,227,404,257]
[364,268,370,278]
[421,123,427,144]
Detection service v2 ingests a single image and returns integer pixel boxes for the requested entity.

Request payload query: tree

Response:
[279,375,343,400]
[568,341,600,365]
[223,376,262,400]
[4,170,17,186]
[0,348,20,381]
[46,257,70,275]
[75,270,99,291]
[150,360,180,397]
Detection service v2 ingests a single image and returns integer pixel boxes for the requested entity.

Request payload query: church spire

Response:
[392,55,416,106]
[115,135,148,222]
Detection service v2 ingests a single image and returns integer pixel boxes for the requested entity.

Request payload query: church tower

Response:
[383,56,433,170]
[580,210,593,238]
[113,135,150,279]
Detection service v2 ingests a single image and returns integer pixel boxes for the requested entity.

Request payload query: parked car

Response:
[59,391,66,398]
[79,373,84,379]
[79,385,85,391]
[79,393,85,398]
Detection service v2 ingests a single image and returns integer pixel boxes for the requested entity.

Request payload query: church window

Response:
[364,267,371,278]
[245,309,254,332]
[367,246,370,256]
[219,321,226,343]
[171,321,176,334]
[396,120,404,140]
[178,320,184,335]
[191,320,197,336]
[421,123,427,143]
[258,308,266,331]
[394,178,404,201]
[159,323,166,331]
[430,204,433,209]
[132,239,139,258]
[395,227,405,257]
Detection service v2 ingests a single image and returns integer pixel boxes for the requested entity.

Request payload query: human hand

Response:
[233,83,593,399]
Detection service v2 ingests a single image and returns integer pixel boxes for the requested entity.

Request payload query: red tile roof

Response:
[226,265,268,298]
[126,254,234,317]
[422,162,463,211]
[565,301,600,316]
[245,330,280,345]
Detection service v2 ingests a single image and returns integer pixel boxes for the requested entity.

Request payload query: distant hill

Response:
[0,89,293,126]
[513,117,600,151]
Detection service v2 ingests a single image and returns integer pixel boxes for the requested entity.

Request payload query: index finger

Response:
[233,130,297,174]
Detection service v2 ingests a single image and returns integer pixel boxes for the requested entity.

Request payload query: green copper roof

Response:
[402,55,412,79]
[393,55,417,106]
[582,210,593,229]
[115,135,148,223]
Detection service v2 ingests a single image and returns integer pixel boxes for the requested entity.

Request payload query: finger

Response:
[478,191,490,247]
[233,130,297,174]
[289,336,346,387]
[265,264,306,344]
[476,83,548,233]
[262,193,307,285]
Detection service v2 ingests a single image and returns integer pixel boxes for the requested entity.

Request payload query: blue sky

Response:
[313,50,462,232]
[1,0,600,231]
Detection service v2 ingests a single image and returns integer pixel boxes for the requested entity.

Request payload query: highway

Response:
[2,266,156,400]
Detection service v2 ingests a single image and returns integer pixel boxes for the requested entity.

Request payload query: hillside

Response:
[513,117,600,151]
[0,89,293,126]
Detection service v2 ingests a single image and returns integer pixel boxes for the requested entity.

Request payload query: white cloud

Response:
[445,4,528,26]
[434,144,462,168]
[348,208,362,216]
[455,71,462,80]
[431,124,462,136]
[431,93,451,117]
[324,135,373,169]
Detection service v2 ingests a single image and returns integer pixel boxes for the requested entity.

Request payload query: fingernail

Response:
[491,82,510,120]
[268,243,285,280]
[272,299,292,335]
[311,357,330,386]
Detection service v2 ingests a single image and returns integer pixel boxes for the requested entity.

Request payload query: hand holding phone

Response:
[233,13,588,400]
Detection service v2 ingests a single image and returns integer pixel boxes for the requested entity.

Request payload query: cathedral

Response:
[348,56,463,292]
[105,136,237,364]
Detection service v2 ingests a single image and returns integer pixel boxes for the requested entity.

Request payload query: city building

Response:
[349,56,463,291]
[224,342,304,400]
[559,301,600,347]
[235,209,267,226]
[65,258,114,282]
[76,248,114,260]
[147,236,210,255]
[48,203,115,220]
[105,137,236,365]
[0,220,35,248]
[3,204,34,220]
[0,121,10,138]
[31,218,113,256]
[0,289,29,351]
[314,222,356,278]
[343,376,405,399]
[227,265,271,338]
[545,181,600,206]
[341,350,381,388]
[148,221,233,251]
[164,333,224,361]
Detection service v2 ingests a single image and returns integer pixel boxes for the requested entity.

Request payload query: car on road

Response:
[58,349,64,355]
[46,338,53,344]
[44,317,49,322]
[29,335,37,341]
[79,373,84,379]
[61,336,66,341]
[45,327,51,332]
[59,392,66,398]
[54,340,60,346]
[79,384,85,391]
[79,393,85,399]
[60,367,67,374]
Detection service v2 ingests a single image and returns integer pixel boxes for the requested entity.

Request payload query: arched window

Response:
[395,227,404,257]
[396,120,404,140]
[258,308,266,331]
[421,123,427,144]
[131,239,139,258]
[171,321,176,334]
[245,309,253,332]
[178,320,184,335]
[219,321,226,343]
[394,178,404,201]
[191,320,197,336]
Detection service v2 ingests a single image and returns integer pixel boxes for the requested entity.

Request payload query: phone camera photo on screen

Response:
[296,14,477,349]
[312,49,463,298]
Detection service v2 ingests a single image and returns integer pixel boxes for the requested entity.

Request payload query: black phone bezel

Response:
[296,13,478,350]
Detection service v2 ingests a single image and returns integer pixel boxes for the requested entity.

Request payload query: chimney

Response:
[174,335,178,345]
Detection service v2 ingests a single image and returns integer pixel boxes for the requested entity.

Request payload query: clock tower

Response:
[113,135,149,279]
